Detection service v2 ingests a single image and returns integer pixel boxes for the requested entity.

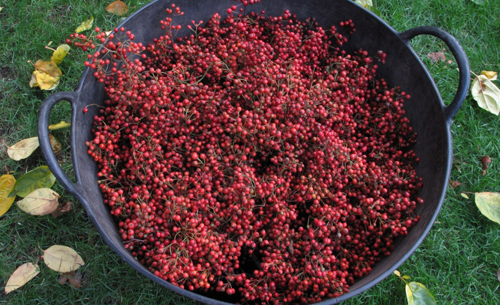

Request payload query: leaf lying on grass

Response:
[475,192,500,225]
[58,270,83,288]
[75,17,94,33]
[51,201,73,218]
[42,245,85,273]
[5,262,40,294]
[9,166,56,198]
[50,44,70,65]
[49,134,62,155]
[406,282,437,305]
[48,121,71,130]
[16,188,60,216]
[481,71,498,80]
[6,134,62,160]
[106,1,128,16]
[394,270,437,305]
[29,70,60,90]
[471,72,500,115]
[29,60,62,90]
[6,137,39,161]
[470,0,486,5]
[0,174,16,217]
[427,51,446,62]
[481,155,491,176]
[449,180,462,188]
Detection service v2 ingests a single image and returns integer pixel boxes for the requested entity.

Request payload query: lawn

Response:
[1,0,499,304]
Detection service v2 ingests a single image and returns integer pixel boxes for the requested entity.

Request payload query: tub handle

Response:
[399,26,470,122]
[38,91,86,203]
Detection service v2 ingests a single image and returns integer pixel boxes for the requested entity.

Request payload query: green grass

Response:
[1,0,499,304]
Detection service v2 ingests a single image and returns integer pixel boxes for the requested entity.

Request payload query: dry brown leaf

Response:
[6,137,40,161]
[51,201,73,218]
[16,188,60,216]
[58,270,82,288]
[427,51,446,62]
[106,1,128,16]
[58,273,69,285]
[60,201,73,213]
[449,180,462,189]
[481,156,492,176]
[49,134,62,155]
[497,268,500,282]
[5,262,40,294]
[42,245,85,273]
[69,270,83,288]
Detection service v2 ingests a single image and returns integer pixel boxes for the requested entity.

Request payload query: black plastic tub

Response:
[38,0,469,304]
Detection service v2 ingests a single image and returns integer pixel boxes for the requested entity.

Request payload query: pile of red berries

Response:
[71,2,423,304]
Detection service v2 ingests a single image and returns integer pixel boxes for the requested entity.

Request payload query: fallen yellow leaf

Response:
[6,137,40,161]
[481,70,498,81]
[34,60,62,78]
[5,262,40,294]
[471,74,500,115]
[405,284,414,304]
[51,44,71,65]
[475,192,500,224]
[48,121,71,130]
[0,174,16,217]
[75,17,94,33]
[29,60,62,90]
[29,71,38,88]
[43,245,85,273]
[34,71,60,90]
[16,188,60,216]
[106,1,128,16]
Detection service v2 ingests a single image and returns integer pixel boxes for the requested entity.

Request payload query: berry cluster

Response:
[71,3,423,304]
